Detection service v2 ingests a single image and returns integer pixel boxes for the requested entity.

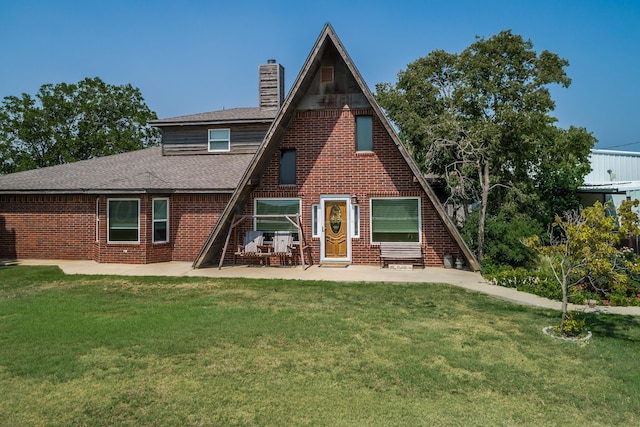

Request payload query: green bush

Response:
[607,291,630,307]
[554,312,587,338]
[462,211,542,269]
[484,267,561,300]
[569,292,587,305]
[485,265,640,306]
[484,244,640,306]
[484,265,640,306]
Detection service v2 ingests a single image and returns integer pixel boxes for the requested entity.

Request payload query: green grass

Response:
[1,265,639,426]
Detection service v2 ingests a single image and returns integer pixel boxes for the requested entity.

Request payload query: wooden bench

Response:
[379,243,424,268]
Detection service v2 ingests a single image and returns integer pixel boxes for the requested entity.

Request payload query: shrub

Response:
[462,211,542,269]
[553,311,587,338]
[606,291,630,307]
[484,267,561,300]
[484,247,640,307]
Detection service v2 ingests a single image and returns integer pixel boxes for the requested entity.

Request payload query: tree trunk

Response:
[477,161,491,263]
[560,278,569,333]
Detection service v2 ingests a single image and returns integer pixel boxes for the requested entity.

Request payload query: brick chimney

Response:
[259,59,284,110]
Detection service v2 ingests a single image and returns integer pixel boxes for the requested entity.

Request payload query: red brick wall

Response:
[0,195,95,261]
[170,194,230,262]
[241,108,461,266]
[0,193,229,264]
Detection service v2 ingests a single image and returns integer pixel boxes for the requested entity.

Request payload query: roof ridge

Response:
[150,107,277,126]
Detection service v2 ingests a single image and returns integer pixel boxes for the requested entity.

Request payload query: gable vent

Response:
[321,66,334,83]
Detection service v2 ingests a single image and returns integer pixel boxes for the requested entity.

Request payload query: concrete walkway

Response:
[12,259,640,316]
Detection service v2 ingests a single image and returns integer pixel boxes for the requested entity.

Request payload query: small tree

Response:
[618,198,640,251]
[528,202,623,333]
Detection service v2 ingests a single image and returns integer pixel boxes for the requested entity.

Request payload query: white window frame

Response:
[107,198,140,244]
[351,204,360,238]
[208,128,230,152]
[312,204,320,238]
[254,198,302,242]
[152,198,170,243]
[369,197,421,244]
[95,198,100,242]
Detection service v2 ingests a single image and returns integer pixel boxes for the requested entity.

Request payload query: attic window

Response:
[208,129,230,152]
[321,66,334,83]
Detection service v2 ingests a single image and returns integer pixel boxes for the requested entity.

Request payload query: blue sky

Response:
[1,0,638,150]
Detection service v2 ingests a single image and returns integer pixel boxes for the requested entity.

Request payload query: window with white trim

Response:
[370,197,420,243]
[95,198,100,241]
[255,198,301,241]
[351,204,360,238]
[208,128,230,152]
[312,204,320,238]
[107,199,140,243]
[153,198,169,243]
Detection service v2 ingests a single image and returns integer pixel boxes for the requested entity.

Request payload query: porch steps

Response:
[319,263,350,268]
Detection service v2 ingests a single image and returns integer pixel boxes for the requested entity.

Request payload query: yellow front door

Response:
[324,201,348,258]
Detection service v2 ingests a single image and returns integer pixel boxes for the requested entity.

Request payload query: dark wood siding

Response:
[161,124,270,156]
[259,62,285,110]
[298,42,371,111]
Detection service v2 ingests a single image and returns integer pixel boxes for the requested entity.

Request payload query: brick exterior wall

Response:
[0,110,462,267]
[0,193,230,264]
[0,195,96,261]
[169,194,230,262]
[237,108,461,267]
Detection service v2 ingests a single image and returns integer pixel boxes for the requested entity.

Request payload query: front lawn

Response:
[1,265,639,426]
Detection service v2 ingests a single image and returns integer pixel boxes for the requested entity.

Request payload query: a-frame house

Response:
[0,23,479,271]
[193,23,479,271]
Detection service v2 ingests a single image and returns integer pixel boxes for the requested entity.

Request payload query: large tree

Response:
[0,77,160,174]
[531,125,596,227]
[376,31,595,263]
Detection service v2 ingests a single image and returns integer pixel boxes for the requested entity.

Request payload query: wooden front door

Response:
[324,200,348,259]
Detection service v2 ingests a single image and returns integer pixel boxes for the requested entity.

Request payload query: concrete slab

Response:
[9,259,640,316]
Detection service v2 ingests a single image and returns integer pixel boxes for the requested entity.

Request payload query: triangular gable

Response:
[193,23,480,271]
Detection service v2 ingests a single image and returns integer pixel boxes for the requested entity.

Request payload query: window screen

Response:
[108,199,139,242]
[255,199,301,240]
[153,198,169,243]
[371,198,419,243]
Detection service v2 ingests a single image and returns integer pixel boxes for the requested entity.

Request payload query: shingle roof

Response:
[0,146,253,194]
[150,107,277,126]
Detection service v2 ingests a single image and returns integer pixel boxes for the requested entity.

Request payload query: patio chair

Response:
[273,231,294,265]
[236,230,264,256]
